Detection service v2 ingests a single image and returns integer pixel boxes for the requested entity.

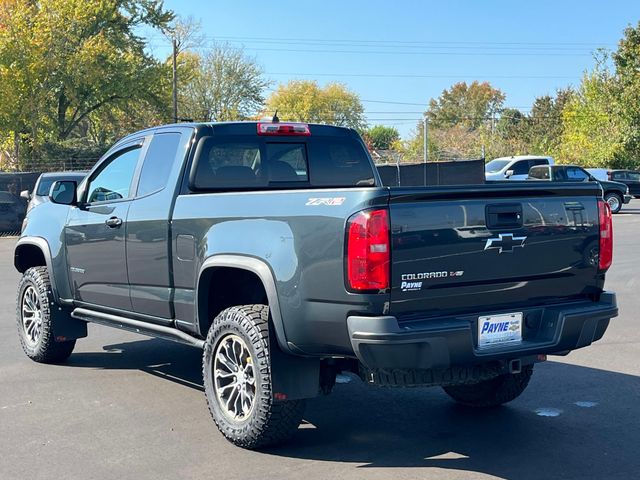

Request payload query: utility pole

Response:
[423,116,428,163]
[423,115,428,186]
[172,36,178,123]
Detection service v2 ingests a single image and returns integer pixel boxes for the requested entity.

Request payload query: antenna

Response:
[272,110,280,123]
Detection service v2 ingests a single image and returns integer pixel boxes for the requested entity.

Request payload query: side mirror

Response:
[20,190,31,200]
[505,169,515,178]
[49,180,78,206]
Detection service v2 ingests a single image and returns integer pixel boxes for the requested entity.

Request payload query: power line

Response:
[196,46,594,57]
[265,72,578,80]
[147,34,613,48]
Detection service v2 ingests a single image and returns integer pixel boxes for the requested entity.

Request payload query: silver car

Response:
[21,171,87,212]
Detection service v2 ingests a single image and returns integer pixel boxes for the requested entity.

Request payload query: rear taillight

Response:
[346,209,390,291]
[257,122,310,136]
[598,199,613,271]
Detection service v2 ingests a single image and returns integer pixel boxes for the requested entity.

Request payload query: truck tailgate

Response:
[388,183,603,320]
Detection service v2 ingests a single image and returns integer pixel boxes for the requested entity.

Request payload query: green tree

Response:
[527,88,573,156]
[427,81,506,130]
[178,45,269,122]
[0,0,173,169]
[265,80,367,131]
[366,125,400,150]
[613,22,640,167]
[559,55,627,167]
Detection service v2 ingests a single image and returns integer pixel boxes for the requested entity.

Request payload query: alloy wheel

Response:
[21,286,42,347]
[213,334,256,421]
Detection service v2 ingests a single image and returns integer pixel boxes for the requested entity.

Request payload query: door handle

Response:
[105,216,123,228]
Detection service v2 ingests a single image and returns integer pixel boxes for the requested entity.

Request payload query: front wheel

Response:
[17,267,76,363]
[202,304,305,449]
[605,192,622,214]
[442,365,533,407]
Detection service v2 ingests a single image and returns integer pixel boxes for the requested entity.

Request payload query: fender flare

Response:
[14,237,61,303]
[197,255,293,354]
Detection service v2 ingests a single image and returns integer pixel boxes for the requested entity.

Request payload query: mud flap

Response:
[51,305,87,342]
[270,342,320,400]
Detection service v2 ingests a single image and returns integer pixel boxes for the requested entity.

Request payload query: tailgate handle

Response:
[486,203,523,229]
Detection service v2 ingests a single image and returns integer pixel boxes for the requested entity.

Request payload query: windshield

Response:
[36,174,84,196]
[485,159,511,173]
[36,179,55,196]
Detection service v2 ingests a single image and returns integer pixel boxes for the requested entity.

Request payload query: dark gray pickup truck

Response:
[14,121,618,449]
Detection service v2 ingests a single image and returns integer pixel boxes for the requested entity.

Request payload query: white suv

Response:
[485,155,554,181]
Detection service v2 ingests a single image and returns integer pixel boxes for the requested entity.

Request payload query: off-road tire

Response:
[202,304,305,449]
[605,192,623,214]
[442,365,533,407]
[17,266,76,363]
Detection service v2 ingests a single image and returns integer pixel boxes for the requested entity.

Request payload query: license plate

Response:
[478,313,522,349]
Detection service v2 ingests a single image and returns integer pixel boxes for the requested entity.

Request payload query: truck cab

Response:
[485,155,554,181]
[528,164,632,213]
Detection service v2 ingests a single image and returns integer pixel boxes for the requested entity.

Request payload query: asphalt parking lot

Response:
[1,202,639,480]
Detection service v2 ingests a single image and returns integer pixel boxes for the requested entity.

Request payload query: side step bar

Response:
[71,307,205,349]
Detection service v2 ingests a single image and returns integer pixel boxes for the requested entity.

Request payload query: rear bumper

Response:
[624,194,633,204]
[347,292,617,370]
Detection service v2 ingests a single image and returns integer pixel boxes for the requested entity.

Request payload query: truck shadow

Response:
[68,338,205,392]
[68,338,639,478]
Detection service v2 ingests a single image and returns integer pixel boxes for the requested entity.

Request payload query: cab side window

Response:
[86,146,142,203]
[628,172,640,182]
[529,167,549,179]
[137,133,182,196]
[566,167,590,181]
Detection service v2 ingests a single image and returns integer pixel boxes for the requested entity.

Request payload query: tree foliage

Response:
[365,125,400,150]
[613,22,640,165]
[0,0,173,169]
[178,45,269,122]
[265,80,367,131]
[559,55,628,167]
[427,81,506,130]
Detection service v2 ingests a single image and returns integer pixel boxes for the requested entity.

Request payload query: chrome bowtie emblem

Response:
[484,233,527,253]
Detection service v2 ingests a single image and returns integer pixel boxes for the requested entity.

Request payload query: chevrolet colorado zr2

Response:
[14,121,618,448]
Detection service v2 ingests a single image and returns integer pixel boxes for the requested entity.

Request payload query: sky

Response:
[146,0,640,138]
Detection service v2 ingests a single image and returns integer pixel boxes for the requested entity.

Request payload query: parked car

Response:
[485,155,554,181]
[0,191,26,231]
[607,169,640,198]
[528,164,632,213]
[15,121,618,449]
[21,171,87,212]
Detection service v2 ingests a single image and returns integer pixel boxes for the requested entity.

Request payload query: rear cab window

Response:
[188,123,375,191]
[528,167,549,179]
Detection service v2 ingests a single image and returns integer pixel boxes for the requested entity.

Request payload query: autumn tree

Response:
[265,81,367,131]
[178,45,269,122]
[427,81,506,130]
[0,0,174,168]
[366,125,400,150]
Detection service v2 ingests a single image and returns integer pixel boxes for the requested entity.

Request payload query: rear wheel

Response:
[605,192,622,214]
[202,304,305,449]
[442,365,533,407]
[17,267,75,363]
